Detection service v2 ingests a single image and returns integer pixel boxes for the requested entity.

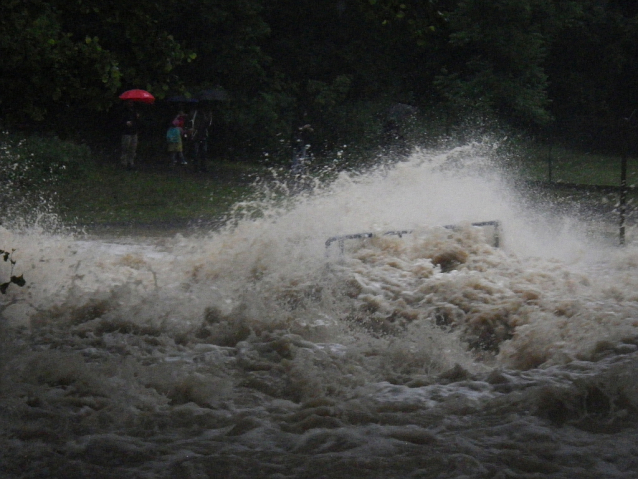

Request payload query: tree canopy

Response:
[2,0,638,154]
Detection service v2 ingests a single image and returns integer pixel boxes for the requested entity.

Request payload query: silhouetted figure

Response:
[291,124,313,176]
[120,101,140,170]
[190,107,213,172]
[382,103,417,156]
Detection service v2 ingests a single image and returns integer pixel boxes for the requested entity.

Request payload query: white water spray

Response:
[2,143,638,478]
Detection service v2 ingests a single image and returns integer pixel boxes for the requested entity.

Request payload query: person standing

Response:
[291,123,313,176]
[191,107,213,172]
[167,118,187,167]
[120,101,140,170]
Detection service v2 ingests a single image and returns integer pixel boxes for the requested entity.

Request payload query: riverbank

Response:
[52,159,266,229]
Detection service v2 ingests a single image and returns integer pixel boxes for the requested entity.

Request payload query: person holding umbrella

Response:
[190,105,213,172]
[118,89,155,170]
[120,101,140,170]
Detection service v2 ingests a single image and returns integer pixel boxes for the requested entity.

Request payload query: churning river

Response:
[2,144,638,478]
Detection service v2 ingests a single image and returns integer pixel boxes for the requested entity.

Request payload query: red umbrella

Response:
[119,89,155,104]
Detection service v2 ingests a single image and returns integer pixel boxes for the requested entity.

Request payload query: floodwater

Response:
[2,144,638,478]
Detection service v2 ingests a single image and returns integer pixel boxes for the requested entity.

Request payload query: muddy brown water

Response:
[2,145,638,478]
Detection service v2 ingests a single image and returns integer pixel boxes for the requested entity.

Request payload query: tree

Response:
[433,0,558,127]
[0,0,190,123]
[258,0,442,152]
[356,0,448,45]
[545,1,638,122]
[158,0,295,154]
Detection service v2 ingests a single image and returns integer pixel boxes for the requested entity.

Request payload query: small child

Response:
[166,118,187,167]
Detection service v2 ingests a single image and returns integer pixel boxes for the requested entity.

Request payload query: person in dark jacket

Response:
[120,101,140,170]
[190,106,213,172]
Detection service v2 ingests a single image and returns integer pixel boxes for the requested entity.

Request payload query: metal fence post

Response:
[547,139,553,183]
[620,150,627,245]
[619,111,635,246]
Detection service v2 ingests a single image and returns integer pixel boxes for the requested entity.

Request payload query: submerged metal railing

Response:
[325,220,501,256]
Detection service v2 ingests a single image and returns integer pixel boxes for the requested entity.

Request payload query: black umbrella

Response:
[386,103,418,121]
[167,95,198,103]
[197,89,229,102]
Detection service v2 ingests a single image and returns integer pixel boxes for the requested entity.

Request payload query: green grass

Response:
[502,141,638,236]
[511,142,638,186]
[0,131,273,231]
[51,161,262,227]
[54,145,637,229]
[7,131,637,234]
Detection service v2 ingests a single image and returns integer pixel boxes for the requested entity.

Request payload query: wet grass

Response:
[512,143,638,186]
[499,143,638,247]
[38,137,638,234]
[52,160,264,227]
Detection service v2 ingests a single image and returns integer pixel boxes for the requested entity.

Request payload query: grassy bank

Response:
[4,131,638,236]
[46,144,638,232]
[513,143,637,186]
[51,160,264,229]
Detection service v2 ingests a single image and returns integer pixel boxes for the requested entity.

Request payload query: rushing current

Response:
[2,143,638,478]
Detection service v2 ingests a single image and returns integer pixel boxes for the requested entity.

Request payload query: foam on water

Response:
[2,143,638,478]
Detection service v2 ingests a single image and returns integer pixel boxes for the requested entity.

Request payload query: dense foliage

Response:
[2,0,638,158]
